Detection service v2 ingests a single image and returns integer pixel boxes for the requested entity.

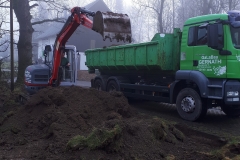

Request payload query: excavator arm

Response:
[48,7,131,86]
[49,7,95,86]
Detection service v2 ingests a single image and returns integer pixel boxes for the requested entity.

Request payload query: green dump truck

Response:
[85,10,240,121]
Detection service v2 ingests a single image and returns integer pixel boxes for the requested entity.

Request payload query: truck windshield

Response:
[230,26,240,49]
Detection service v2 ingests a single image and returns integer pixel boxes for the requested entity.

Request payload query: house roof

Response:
[34,23,62,40]
[33,0,111,41]
[84,0,110,12]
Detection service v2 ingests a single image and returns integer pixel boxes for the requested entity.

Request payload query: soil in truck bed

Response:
[0,83,240,160]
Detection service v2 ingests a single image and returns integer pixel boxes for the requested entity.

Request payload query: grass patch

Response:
[67,125,122,151]
[209,136,240,159]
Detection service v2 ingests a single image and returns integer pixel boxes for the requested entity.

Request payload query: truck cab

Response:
[181,11,240,78]
[177,11,240,113]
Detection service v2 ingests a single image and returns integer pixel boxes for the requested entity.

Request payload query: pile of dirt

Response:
[0,85,240,159]
[0,81,22,115]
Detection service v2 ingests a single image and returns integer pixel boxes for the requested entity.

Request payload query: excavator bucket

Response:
[92,11,132,43]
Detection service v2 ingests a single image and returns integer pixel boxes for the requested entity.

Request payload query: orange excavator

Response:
[24,7,131,94]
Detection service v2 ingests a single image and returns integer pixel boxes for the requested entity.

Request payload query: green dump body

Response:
[85,28,181,75]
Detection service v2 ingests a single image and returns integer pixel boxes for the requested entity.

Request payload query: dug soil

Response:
[0,85,240,160]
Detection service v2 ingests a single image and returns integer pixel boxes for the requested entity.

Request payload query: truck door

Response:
[62,49,76,82]
[192,25,227,78]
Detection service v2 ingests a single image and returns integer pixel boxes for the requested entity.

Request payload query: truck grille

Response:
[34,75,48,82]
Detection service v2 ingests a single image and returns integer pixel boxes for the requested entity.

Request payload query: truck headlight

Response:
[25,70,32,83]
[227,91,239,97]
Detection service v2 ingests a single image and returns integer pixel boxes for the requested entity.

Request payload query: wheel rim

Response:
[181,96,196,113]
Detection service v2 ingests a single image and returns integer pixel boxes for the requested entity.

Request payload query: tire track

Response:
[130,101,240,137]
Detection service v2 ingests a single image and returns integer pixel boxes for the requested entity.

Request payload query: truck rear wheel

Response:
[94,79,104,91]
[107,80,120,92]
[176,88,206,121]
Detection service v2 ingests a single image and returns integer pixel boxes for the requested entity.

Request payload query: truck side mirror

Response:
[207,24,224,50]
[43,50,47,57]
[45,45,52,52]
[43,45,52,57]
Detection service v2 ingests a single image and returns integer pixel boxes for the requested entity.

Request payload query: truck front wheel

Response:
[176,88,206,121]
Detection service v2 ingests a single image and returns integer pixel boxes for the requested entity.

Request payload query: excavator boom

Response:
[49,7,131,86]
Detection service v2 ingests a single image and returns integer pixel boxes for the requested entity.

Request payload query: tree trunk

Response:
[157,0,165,33]
[229,0,233,10]
[12,0,33,84]
[0,60,2,80]
[201,0,211,15]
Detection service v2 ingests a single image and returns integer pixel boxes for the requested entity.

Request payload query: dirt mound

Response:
[0,85,239,159]
[0,81,23,115]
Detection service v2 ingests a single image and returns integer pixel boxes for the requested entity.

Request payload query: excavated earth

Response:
[0,82,240,160]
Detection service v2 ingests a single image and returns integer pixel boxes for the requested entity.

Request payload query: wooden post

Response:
[10,0,14,91]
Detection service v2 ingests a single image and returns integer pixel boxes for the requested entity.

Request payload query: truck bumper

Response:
[224,80,240,105]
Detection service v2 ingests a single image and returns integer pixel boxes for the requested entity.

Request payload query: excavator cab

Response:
[92,11,132,43]
[60,48,75,82]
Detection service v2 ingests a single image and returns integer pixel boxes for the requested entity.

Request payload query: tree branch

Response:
[31,18,66,25]
[0,41,9,52]
[0,0,8,6]
[0,55,10,62]
[0,6,9,8]
[30,3,38,10]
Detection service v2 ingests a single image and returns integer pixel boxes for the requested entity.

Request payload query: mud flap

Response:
[92,11,132,43]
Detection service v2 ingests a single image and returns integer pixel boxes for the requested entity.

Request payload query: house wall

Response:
[77,52,96,81]
[77,70,95,81]
[79,52,88,70]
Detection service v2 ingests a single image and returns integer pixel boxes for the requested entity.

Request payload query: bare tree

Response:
[0,26,9,53]
[0,55,10,80]
[132,0,165,33]
[103,0,117,12]
[0,0,10,53]
[175,0,240,30]
[220,0,240,11]
[0,0,71,84]
[114,0,123,13]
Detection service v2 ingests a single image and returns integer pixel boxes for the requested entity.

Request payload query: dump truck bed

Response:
[85,28,181,75]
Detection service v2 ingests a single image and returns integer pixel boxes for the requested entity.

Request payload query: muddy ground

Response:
[0,83,240,160]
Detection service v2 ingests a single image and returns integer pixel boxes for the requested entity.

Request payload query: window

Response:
[217,24,224,48]
[188,24,224,47]
[188,27,196,46]
[188,26,208,46]
[197,28,207,45]
[230,26,240,49]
